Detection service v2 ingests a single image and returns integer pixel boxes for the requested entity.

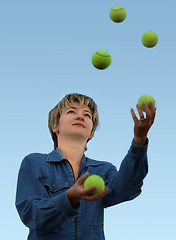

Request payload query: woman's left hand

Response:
[130,101,156,146]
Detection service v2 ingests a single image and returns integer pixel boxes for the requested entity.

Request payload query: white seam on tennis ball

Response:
[143,37,158,43]
[96,52,111,57]
[111,8,124,12]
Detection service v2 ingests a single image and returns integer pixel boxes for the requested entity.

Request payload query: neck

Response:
[58,137,86,165]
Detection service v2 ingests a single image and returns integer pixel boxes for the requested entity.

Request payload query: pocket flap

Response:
[40,177,69,192]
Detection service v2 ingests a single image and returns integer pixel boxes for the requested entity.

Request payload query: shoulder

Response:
[25,152,48,161]
[18,152,52,177]
[21,152,49,167]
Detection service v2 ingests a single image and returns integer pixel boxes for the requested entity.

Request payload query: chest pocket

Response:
[40,177,70,196]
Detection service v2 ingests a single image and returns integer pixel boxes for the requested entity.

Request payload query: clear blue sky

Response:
[1,0,176,239]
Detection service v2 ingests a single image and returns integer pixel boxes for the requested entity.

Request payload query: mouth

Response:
[73,123,85,128]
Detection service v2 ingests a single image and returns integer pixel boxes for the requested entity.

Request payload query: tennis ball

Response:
[92,50,111,70]
[138,95,156,112]
[109,6,127,23]
[142,31,158,48]
[84,174,105,195]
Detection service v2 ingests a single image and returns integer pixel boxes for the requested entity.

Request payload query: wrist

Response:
[134,136,147,146]
[67,188,80,206]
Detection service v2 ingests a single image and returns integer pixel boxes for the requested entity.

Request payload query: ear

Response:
[52,127,59,134]
[88,132,93,141]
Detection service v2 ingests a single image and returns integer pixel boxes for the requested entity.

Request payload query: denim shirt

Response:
[15,140,148,240]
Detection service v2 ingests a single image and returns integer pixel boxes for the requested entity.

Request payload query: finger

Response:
[83,186,97,195]
[88,190,107,201]
[149,101,155,113]
[142,103,151,123]
[89,187,108,201]
[130,108,138,124]
[136,104,145,120]
[77,172,89,185]
[149,102,156,124]
[84,186,109,201]
[146,102,156,126]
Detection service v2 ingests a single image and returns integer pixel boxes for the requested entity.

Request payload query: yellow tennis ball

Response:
[142,31,158,48]
[92,50,111,70]
[109,6,127,23]
[138,95,156,112]
[84,174,105,195]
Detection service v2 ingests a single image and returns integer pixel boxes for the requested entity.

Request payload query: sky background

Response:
[1,0,176,239]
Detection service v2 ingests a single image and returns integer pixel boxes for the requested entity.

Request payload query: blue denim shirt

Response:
[15,140,148,240]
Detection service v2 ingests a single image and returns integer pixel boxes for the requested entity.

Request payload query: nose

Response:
[75,113,84,121]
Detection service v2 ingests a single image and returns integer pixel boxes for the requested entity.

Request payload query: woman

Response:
[15,93,156,240]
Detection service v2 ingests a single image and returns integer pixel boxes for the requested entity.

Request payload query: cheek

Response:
[56,118,65,131]
[89,122,94,132]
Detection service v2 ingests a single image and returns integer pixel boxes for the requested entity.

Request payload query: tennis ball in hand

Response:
[109,6,127,23]
[84,174,105,195]
[92,50,111,70]
[138,95,156,112]
[142,31,158,48]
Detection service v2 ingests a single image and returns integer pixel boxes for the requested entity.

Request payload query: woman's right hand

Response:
[67,172,108,206]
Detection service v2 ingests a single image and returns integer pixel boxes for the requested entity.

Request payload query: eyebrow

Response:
[66,106,91,114]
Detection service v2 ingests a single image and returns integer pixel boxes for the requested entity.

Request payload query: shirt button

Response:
[52,185,56,191]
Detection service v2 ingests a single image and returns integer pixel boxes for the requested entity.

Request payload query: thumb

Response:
[77,172,89,185]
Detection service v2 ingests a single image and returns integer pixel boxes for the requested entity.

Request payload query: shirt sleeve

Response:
[103,139,148,208]
[15,155,79,233]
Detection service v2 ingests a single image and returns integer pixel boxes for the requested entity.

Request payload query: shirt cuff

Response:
[129,138,148,157]
[53,191,80,218]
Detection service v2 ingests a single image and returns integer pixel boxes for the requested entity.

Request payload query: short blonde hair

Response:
[48,93,99,149]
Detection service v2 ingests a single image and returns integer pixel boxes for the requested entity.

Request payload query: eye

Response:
[67,110,75,114]
[84,113,92,119]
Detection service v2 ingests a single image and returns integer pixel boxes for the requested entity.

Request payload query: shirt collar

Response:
[46,148,105,168]
[46,148,64,162]
[46,147,87,164]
